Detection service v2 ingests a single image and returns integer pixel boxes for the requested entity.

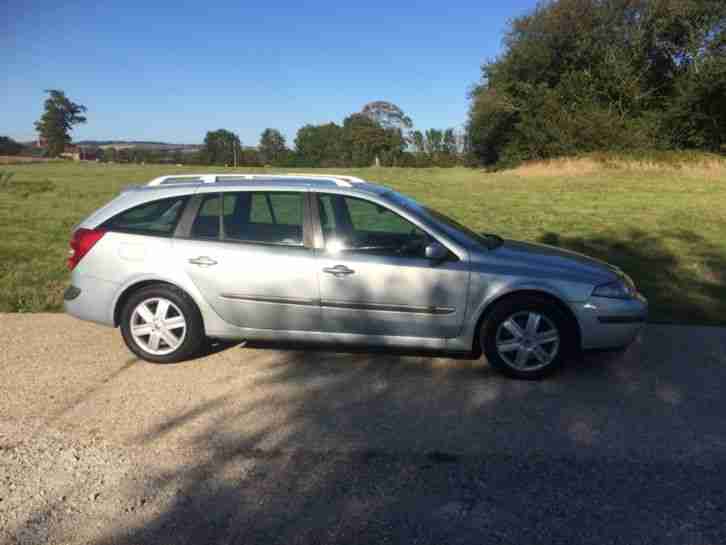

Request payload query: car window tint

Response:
[190,194,221,239]
[249,194,273,223]
[266,193,304,225]
[318,194,430,257]
[347,197,415,234]
[223,192,304,246]
[318,194,337,234]
[104,196,187,236]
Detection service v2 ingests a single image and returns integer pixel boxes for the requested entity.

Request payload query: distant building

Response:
[60,145,98,161]
[35,137,98,161]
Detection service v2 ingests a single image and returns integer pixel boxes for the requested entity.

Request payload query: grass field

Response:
[1,157,725,324]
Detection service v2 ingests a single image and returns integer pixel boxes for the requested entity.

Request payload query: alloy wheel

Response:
[129,297,187,356]
[495,311,560,371]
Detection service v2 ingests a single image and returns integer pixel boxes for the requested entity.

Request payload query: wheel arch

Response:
[471,289,582,356]
[112,278,204,332]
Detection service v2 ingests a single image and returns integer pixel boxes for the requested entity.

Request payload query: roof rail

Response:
[147,174,215,186]
[146,173,366,188]
[285,173,368,186]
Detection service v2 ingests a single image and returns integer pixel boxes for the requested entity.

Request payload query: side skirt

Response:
[208,326,474,354]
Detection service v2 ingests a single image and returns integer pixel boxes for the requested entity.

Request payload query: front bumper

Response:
[571,293,648,350]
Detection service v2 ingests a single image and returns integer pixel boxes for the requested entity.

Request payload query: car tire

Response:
[480,295,576,379]
[120,284,204,364]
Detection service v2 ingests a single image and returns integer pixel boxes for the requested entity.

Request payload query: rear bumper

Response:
[63,273,119,327]
[572,294,648,350]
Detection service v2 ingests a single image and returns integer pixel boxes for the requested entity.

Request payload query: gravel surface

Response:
[1,314,725,544]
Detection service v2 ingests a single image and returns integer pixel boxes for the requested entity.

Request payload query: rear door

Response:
[313,193,469,338]
[173,189,321,331]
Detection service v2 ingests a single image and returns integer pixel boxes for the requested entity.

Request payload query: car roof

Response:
[124,173,390,197]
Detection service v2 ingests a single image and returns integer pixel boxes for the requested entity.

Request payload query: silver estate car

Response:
[64,173,647,379]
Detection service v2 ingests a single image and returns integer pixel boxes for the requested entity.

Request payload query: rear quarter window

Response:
[102,196,188,236]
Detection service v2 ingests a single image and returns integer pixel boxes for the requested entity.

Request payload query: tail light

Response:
[67,228,106,270]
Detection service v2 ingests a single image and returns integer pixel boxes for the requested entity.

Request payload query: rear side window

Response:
[318,194,337,233]
[103,196,188,236]
[190,194,222,239]
[247,193,303,226]
[188,191,305,246]
[224,192,304,245]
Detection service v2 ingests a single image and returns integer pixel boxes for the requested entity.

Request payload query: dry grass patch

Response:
[505,154,726,179]
[504,157,602,178]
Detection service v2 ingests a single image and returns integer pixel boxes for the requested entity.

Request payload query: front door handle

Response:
[188,256,218,267]
[323,264,355,277]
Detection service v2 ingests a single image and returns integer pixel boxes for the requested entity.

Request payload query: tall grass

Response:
[505,152,726,179]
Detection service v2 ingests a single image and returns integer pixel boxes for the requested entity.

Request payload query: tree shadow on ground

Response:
[539,228,726,325]
[68,321,725,545]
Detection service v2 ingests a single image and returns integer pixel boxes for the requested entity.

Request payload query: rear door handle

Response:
[188,256,217,267]
[323,265,355,277]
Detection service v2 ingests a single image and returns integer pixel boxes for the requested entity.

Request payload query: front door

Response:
[173,190,320,331]
[314,193,469,338]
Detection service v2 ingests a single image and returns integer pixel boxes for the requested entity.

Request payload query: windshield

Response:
[383,190,502,250]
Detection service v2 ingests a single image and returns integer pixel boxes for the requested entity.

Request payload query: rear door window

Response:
[187,191,305,246]
[190,194,222,239]
[224,192,304,245]
[318,194,338,240]
[103,196,188,236]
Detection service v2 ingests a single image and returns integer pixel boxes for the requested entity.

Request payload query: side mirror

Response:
[425,242,448,261]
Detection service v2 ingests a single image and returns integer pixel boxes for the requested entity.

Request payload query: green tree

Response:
[102,147,117,162]
[663,55,726,151]
[258,128,288,165]
[294,123,345,167]
[203,129,241,166]
[408,128,460,166]
[359,101,412,165]
[240,147,262,166]
[467,0,726,166]
[34,90,87,157]
[411,130,426,154]
[0,136,23,156]
[424,129,443,154]
[443,129,457,155]
[360,101,413,131]
[342,113,389,167]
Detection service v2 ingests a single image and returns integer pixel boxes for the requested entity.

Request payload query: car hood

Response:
[475,239,620,282]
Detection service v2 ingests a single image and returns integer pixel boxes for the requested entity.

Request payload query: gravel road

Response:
[1,314,725,544]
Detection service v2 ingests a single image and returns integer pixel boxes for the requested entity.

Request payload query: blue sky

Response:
[3,0,537,145]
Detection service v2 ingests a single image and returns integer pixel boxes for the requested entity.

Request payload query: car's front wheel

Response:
[120,284,204,364]
[480,295,575,379]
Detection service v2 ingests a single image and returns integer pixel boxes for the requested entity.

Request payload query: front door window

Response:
[317,194,433,258]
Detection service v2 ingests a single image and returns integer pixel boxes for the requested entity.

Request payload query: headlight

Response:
[592,279,636,299]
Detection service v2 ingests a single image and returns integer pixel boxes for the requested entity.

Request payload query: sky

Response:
[2,0,537,146]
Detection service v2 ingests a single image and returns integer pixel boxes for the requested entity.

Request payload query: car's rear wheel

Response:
[480,295,575,379]
[120,284,204,363]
